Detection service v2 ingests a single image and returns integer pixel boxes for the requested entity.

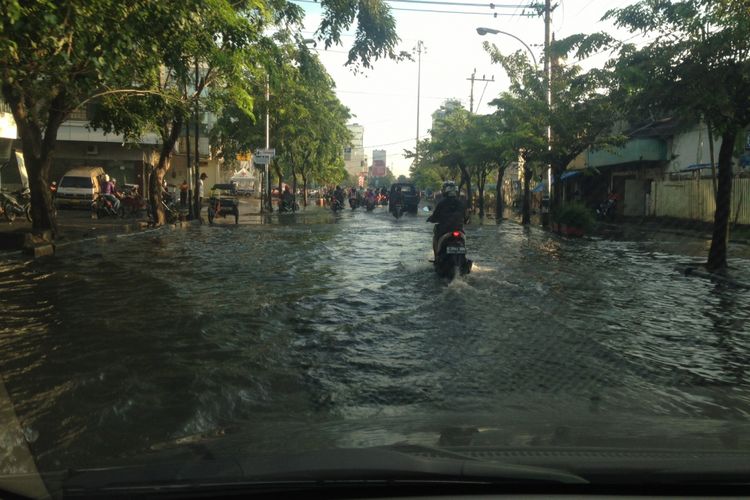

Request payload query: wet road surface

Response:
[1,206,750,469]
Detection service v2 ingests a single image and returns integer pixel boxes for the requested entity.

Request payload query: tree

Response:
[574,0,750,271]
[407,138,452,194]
[1,1,168,235]
[429,100,473,209]
[487,52,547,224]
[2,0,402,233]
[271,44,352,206]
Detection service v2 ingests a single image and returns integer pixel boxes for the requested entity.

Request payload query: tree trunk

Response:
[522,162,532,225]
[302,173,308,207]
[706,126,736,272]
[707,121,717,200]
[26,153,57,236]
[460,164,472,211]
[151,117,183,225]
[552,164,563,213]
[495,165,505,221]
[185,121,192,218]
[149,166,164,225]
[5,89,68,237]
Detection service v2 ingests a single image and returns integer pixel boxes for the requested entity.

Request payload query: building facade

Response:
[344,123,366,179]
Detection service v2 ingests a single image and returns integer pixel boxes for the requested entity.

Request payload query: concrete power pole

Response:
[542,0,559,226]
[544,0,553,202]
[415,41,424,167]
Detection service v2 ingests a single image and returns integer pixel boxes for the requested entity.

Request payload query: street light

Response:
[476,27,538,69]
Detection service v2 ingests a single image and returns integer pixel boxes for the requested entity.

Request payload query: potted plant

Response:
[552,202,595,237]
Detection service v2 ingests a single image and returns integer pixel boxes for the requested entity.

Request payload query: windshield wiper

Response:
[55,444,587,496]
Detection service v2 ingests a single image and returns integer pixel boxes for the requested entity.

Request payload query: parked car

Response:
[55,166,106,209]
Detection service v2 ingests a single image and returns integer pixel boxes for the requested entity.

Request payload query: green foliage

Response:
[553,202,595,231]
[316,0,402,71]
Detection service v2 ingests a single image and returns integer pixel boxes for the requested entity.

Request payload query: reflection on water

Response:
[1,207,749,468]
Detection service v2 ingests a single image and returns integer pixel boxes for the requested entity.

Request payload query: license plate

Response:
[446,246,466,254]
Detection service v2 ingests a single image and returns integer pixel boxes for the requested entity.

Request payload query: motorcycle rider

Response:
[365,188,376,208]
[333,185,345,209]
[101,174,121,212]
[280,185,295,212]
[427,181,467,256]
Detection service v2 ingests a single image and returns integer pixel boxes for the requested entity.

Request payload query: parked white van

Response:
[55,167,106,209]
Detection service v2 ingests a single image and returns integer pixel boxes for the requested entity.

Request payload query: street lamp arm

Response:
[476,27,538,69]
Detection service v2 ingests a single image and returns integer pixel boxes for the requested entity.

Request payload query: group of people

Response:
[328,180,467,256]
[96,172,210,217]
[328,186,389,209]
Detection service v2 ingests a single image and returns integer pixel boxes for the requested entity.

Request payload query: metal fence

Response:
[653,177,750,225]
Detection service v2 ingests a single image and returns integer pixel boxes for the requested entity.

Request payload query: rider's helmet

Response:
[442,180,458,197]
[103,174,110,182]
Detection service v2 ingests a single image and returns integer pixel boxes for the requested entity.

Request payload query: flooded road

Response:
[1,206,750,469]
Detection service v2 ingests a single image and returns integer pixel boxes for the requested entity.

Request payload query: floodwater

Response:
[1,206,750,470]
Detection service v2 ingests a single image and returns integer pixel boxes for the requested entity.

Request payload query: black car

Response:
[388,182,420,216]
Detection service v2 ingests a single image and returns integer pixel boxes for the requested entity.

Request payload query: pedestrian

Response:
[180,179,188,207]
[197,172,207,215]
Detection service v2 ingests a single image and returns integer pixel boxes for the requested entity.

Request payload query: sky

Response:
[296,0,638,177]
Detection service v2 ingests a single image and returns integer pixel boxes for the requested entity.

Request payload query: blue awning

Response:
[560,170,582,181]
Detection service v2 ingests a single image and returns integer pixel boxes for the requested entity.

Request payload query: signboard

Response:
[256,148,276,157]
[371,165,386,177]
[358,174,365,187]
[253,155,271,165]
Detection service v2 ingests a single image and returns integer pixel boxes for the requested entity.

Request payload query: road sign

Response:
[256,148,276,157]
[253,155,271,165]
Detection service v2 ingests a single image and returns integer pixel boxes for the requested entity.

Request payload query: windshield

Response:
[2,0,750,498]
[59,176,93,189]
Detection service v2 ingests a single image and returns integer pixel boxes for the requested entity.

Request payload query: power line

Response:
[293,0,529,7]
[387,0,528,7]
[390,7,533,15]
[363,137,417,148]
[291,0,536,16]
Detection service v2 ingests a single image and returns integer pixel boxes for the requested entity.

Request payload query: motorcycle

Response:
[119,188,146,217]
[433,229,472,279]
[92,194,124,218]
[349,197,359,210]
[365,198,376,212]
[146,194,179,224]
[279,198,299,213]
[331,197,344,212]
[1,189,32,222]
[596,199,617,220]
[390,200,403,219]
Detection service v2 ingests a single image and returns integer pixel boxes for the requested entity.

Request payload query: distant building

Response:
[344,123,366,178]
[370,149,387,177]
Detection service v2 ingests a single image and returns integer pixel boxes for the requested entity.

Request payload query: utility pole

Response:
[544,0,553,203]
[467,68,476,113]
[193,60,202,221]
[264,74,271,213]
[415,40,424,167]
[467,69,494,114]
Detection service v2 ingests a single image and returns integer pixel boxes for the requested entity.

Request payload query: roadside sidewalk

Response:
[0,210,151,256]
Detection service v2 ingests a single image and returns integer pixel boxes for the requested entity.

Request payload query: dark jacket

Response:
[427,196,466,236]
